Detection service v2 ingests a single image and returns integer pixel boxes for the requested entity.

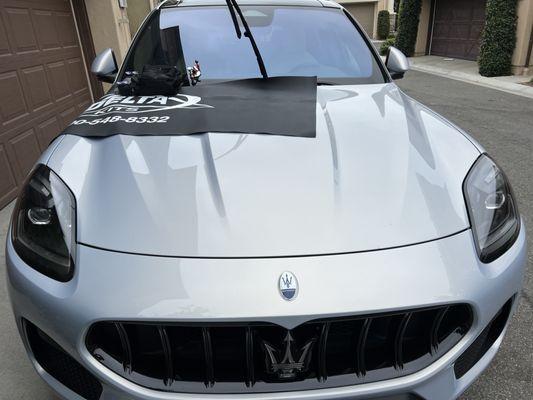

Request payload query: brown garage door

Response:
[0,0,92,209]
[430,0,486,61]
[344,2,376,38]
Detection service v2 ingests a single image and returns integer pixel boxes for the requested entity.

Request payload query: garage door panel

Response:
[471,24,484,38]
[0,71,28,124]
[433,22,450,37]
[0,16,9,56]
[472,8,485,20]
[452,8,471,20]
[21,65,54,111]
[430,41,447,55]
[4,7,38,54]
[32,9,61,50]
[9,128,41,180]
[430,0,486,61]
[67,57,88,94]
[450,24,471,39]
[0,144,17,202]
[77,98,91,114]
[56,11,78,48]
[1,0,70,12]
[47,61,71,101]
[36,116,61,150]
[58,106,77,130]
[0,0,91,208]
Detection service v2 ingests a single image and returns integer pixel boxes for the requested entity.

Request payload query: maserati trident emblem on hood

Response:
[279,271,298,301]
[262,331,316,380]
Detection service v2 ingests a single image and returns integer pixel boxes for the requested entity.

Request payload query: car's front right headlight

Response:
[464,154,520,263]
[11,165,76,281]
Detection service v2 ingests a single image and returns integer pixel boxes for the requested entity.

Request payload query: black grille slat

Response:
[158,326,174,386]
[115,322,132,374]
[430,307,449,354]
[356,318,371,376]
[394,313,412,370]
[317,322,330,382]
[245,327,255,387]
[87,304,472,394]
[202,327,215,387]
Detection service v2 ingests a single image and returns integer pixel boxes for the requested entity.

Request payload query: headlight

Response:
[464,155,520,263]
[11,165,76,281]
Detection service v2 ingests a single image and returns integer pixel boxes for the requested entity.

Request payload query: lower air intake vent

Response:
[87,304,472,394]
[454,297,513,379]
[25,320,103,400]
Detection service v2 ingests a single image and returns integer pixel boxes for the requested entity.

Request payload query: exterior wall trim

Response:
[426,0,436,55]
[71,0,104,99]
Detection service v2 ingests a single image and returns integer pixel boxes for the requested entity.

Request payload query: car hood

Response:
[48,83,480,258]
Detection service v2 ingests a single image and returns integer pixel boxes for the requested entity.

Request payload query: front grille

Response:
[87,304,472,394]
[25,320,103,400]
[454,297,513,379]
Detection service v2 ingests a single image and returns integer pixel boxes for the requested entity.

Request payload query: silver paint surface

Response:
[48,84,480,257]
[6,226,527,399]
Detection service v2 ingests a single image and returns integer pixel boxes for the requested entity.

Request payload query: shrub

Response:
[380,38,396,56]
[394,0,401,13]
[397,0,404,31]
[393,0,402,30]
[395,0,422,57]
[478,0,518,77]
[377,10,391,40]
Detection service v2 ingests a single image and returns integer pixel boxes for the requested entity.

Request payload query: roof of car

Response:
[159,0,341,9]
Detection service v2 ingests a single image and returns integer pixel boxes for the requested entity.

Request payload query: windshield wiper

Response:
[225,0,268,79]
[225,0,242,39]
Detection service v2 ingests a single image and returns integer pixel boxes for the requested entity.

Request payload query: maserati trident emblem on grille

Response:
[279,271,298,301]
[262,331,316,380]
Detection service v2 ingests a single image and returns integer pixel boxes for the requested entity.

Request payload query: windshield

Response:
[122,5,385,84]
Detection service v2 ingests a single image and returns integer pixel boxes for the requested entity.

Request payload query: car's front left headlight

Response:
[464,154,520,263]
[11,165,76,281]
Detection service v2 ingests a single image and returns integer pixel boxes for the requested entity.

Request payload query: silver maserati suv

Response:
[5,1,526,399]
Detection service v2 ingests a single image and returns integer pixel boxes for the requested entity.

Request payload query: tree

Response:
[394,0,422,57]
[478,0,518,77]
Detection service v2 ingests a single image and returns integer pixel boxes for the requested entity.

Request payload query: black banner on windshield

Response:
[62,77,317,138]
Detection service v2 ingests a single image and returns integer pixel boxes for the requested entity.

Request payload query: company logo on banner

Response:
[82,94,214,117]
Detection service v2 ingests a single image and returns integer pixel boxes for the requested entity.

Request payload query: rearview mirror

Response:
[386,46,409,80]
[91,48,118,83]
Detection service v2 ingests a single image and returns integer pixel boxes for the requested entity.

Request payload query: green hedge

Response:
[395,0,422,57]
[380,37,396,56]
[478,0,518,77]
[377,10,391,40]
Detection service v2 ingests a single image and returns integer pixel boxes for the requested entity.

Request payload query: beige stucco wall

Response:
[127,0,152,37]
[414,0,431,56]
[84,0,132,65]
[512,0,533,74]
[338,0,392,38]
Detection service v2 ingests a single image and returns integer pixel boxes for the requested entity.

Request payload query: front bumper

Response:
[6,228,527,400]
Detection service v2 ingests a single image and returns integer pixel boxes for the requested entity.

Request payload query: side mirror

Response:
[91,48,118,83]
[386,46,409,80]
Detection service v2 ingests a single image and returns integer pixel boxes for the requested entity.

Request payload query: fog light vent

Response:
[24,320,103,400]
[454,297,513,379]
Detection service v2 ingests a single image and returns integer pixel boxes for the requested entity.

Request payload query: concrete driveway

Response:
[0,70,531,399]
